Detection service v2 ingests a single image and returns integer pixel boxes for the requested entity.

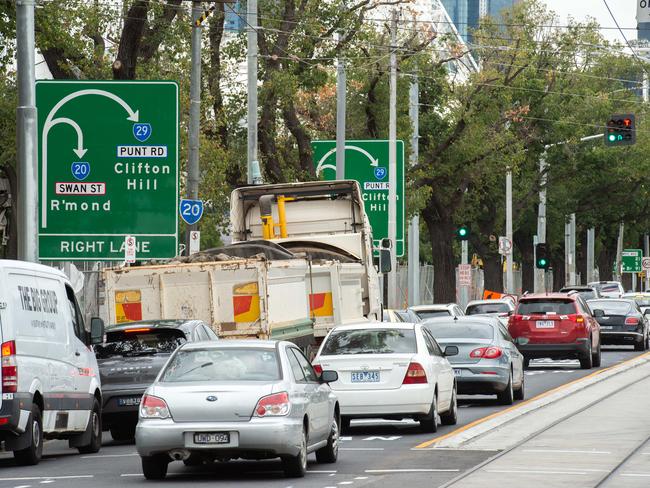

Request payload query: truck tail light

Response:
[1,341,17,393]
[402,362,428,384]
[470,347,503,359]
[254,392,290,417]
[140,394,171,419]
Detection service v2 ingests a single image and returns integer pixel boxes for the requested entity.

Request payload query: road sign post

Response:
[312,140,405,256]
[37,81,179,260]
[622,249,643,273]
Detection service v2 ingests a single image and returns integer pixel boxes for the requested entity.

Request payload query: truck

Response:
[101,180,381,351]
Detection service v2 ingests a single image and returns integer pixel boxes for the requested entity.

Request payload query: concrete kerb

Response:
[416,351,650,450]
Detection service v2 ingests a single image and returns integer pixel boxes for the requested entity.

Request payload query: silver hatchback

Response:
[135,340,340,479]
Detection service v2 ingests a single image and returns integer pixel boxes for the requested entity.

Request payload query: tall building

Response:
[440,0,520,44]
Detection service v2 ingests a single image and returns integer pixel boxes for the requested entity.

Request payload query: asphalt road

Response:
[0,347,643,488]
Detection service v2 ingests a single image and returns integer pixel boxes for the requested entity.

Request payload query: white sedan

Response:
[312,323,458,432]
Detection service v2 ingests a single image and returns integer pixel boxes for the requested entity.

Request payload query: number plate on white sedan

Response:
[351,371,380,383]
[536,320,555,328]
[193,432,230,444]
[453,369,463,377]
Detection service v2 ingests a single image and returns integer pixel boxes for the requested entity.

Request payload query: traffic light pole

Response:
[461,240,469,308]
[506,168,513,294]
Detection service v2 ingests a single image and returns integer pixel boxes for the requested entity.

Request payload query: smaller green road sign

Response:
[312,140,405,256]
[37,80,179,260]
[622,249,643,273]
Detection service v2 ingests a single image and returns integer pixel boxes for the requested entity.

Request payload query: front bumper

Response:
[135,416,304,458]
[333,385,433,418]
[601,331,644,345]
[453,364,510,394]
[518,340,590,360]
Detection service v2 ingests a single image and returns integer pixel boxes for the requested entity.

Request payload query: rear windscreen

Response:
[416,310,450,320]
[466,303,509,315]
[588,301,632,315]
[161,348,280,382]
[321,329,416,355]
[94,328,186,359]
[424,323,494,340]
[517,300,576,315]
[594,283,621,294]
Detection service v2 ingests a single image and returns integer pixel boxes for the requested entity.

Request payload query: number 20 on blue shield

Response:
[179,199,203,225]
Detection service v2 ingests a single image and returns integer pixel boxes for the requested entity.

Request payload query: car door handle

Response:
[75,351,81,357]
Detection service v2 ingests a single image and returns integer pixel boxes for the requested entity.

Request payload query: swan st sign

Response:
[36,81,179,260]
[312,140,405,256]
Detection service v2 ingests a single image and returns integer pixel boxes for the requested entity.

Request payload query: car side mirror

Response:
[508,310,514,316]
[444,345,459,357]
[320,370,338,383]
[593,309,605,318]
[644,309,650,315]
[90,317,105,345]
[515,337,529,346]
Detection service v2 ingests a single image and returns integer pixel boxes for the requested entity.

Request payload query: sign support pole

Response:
[645,234,650,291]
[387,9,399,308]
[408,76,420,306]
[506,168,513,294]
[16,0,38,263]
[335,32,346,180]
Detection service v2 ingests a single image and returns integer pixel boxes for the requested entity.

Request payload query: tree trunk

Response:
[552,255,565,292]
[515,231,534,293]
[1,165,17,259]
[208,4,228,148]
[258,88,283,182]
[112,0,147,80]
[597,247,615,282]
[482,254,503,293]
[422,208,456,303]
[282,100,314,177]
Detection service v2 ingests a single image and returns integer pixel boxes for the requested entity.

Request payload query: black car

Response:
[587,299,650,351]
[94,319,217,441]
[560,286,601,301]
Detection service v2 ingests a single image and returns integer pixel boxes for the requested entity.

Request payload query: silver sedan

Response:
[135,340,340,479]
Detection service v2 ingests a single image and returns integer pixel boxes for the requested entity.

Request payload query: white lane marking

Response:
[81,453,137,459]
[14,485,31,488]
[0,477,93,482]
[340,437,353,442]
[621,473,650,477]
[340,448,385,451]
[120,474,141,477]
[487,469,587,475]
[339,482,354,485]
[308,471,338,474]
[365,469,460,473]
[412,448,499,452]
[522,449,611,454]
[362,436,401,441]
[40,483,55,485]
[354,477,369,480]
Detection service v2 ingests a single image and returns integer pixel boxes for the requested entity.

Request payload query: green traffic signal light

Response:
[456,225,469,240]
[537,258,548,267]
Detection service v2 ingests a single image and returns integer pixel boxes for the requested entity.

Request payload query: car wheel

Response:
[340,416,351,433]
[514,369,525,401]
[592,341,602,367]
[419,392,439,433]
[78,399,102,454]
[316,415,339,463]
[110,423,136,442]
[141,455,169,480]
[497,373,514,405]
[283,427,307,478]
[14,404,43,466]
[440,387,458,426]
[635,336,646,351]
[579,339,593,369]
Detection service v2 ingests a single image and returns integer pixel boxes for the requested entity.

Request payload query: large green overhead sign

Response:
[312,140,405,256]
[37,81,179,260]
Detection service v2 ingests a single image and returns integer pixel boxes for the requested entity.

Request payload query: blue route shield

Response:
[71,162,90,181]
[374,167,387,180]
[179,199,203,225]
[133,123,152,142]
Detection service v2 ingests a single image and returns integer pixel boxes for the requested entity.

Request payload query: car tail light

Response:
[254,392,290,417]
[312,364,323,375]
[124,328,151,333]
[569,315,584,323]
[625,317,640,326]
[2,341,17,393]
[140,394,171,419]
[402,362,428,384]
[470,347,503,359]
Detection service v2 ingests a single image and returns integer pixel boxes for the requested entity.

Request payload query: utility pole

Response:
[587,228,595,284]
[247,0,260,184]
[534,152,547,292]
[16,0,38,262]
[569,213,576,284]
[645,234,649,291]
[408,76,420,306]
[335,32,346,180]
[505,168,513,294]
[615,222,624,283]
[387,9,399,308]
[185,1,202,253]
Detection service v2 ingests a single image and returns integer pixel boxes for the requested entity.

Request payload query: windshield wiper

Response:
[180,361,214,375]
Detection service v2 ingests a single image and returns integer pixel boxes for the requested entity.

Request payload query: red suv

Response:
[508,293,601,369]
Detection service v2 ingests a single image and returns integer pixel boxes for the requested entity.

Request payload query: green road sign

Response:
[622,249,643,273]
[37,80,179,260]
[311,140,405,256]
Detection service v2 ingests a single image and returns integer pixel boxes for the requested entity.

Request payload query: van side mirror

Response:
[320,370,338,383]
[90,317,105,345]
[593,309,604,318]
[444,345,459,357]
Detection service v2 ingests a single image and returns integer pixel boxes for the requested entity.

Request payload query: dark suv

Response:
[94,320,217,441]
[508,293,601,369]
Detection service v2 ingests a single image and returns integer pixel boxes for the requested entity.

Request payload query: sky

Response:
[542,0,638,43]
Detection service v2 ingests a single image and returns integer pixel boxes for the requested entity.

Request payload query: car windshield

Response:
[589,301,633,315]
[575,291,596,300]
[415,310,450,320]
[424,323,494,340]
[517,299,576,315]
[94,328,186,359]
[466,303,509,315]
[321,328,416,355]
[592,283,621,294]
[160,348,280,382]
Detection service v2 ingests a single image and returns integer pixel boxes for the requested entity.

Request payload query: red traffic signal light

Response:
[605,114,636,146]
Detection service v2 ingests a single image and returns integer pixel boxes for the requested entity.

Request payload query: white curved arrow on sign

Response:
[316,145,380,176]
[41,89,140,228]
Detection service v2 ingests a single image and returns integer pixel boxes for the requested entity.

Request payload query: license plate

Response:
[454,369,463,377]
[194,432,230,444]
[351,371,380,383]
[117,397,141,407]
[536,320,555,329]
[600,326,613,330]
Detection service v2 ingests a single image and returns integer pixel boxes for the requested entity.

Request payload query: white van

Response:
[0,260,105,464]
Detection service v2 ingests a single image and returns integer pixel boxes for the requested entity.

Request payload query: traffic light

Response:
[536,243,550,269]
[456,225,470,241]
[605,114,635,146]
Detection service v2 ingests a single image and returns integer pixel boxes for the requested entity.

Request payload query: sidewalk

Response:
[444,359,650,488]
